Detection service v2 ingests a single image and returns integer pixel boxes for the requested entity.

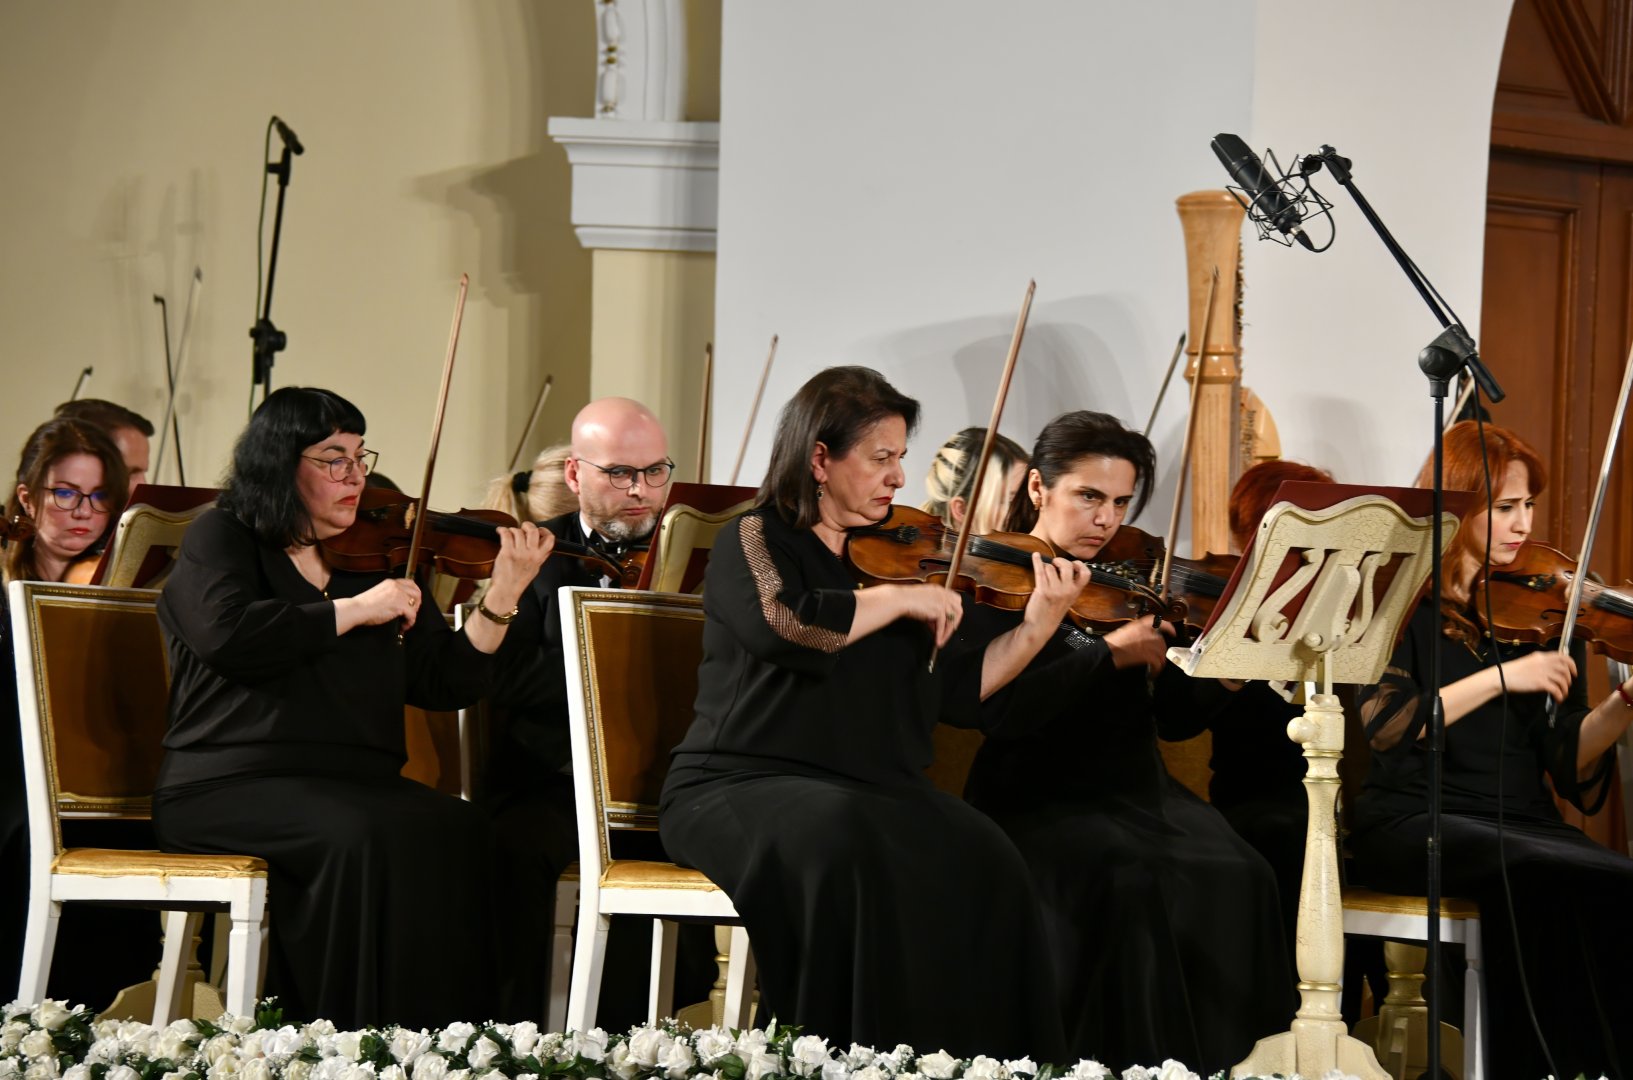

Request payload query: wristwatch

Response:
[477,599,520,625]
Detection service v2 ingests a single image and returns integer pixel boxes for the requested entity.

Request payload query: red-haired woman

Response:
[2,417,129,1002]
[1159,459,1334,953]
[1349,421,1633,1078]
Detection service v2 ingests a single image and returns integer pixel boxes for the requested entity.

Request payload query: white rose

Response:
[1119,1069,1152,1080]
[466,1037,501,1072]
[437,1026,475,1056]
[18,1031,54,1059]
[267,1028,308,1062]
[411,1054,449,1080]
[107,1066,140,1080]
[208,1057,241,1080]
[332,1033,364,1063]
[820,1061,849,1080]
[508,1024,540,1061]
[787,1036,830,1079]
[314,1058,351,1080]
[86,1038,121,1065]
[1066,1064,1109,1080]
[744,1050,782,1080]
[734,1031,768,1058]
[380,1067,407,1080]
[1153,1064,1195,1080]
[606,1043,638,1080]
[2,1021,29,1051]
[691,1029,734,1067]
[446,1069,472,1080]
[844,1048,877,1070]
[286,1062,314,1080]
[32,1003,71,1033]
[1002,1060,1036,1078]
[62,1067,90,1080]
[659,1039,696,1080]
[963,1058,1001,1080]
[228,1017,256,1035]
[0,1062,19,1080]
[389,1032,432,1067]
[851,1068,886,1080]
[626,1028,669,1068]
[23,1061,60,1080]
[915,1053,958,1080]
[341,1062,377,1080]
[156,1031,195,1063]
[894,1072,921,1080]
[306,1022,337,1041]
[241,1059,272,1080]
[566,1029,608,1064]
[162,1072,190,1080]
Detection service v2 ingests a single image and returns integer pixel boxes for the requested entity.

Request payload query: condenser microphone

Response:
[273,117,305,155]
[1212,133,1313,250]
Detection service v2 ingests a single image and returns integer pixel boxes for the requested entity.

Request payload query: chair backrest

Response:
[9,581,170,861]
[400,607,477,800]
[99,499,215,588]
[560,587,705,875]
[646,500,754,593]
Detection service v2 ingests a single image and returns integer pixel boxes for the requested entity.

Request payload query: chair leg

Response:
[648,920,678,1023]
[721,926,756,1031]
[208,913,230,987]
[547,876,577,1032]
[225,886,267,1018]
[17,894,61,1004]
[566,910,611,1033]
[153,911,203,1025]
[1464,931,1485,1080]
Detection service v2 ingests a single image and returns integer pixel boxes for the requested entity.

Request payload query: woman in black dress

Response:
[1348,421,1633,1080]
[660,367,1088,1060]
[151,387,551,1029]
[958,411,1294,1074]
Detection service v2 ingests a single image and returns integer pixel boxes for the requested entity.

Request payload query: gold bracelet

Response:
[477,599,520,625]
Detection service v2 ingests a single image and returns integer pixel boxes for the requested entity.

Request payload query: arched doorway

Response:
[1482,0,1633,847]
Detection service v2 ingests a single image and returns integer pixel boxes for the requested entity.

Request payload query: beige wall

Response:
[588,250,716,482]
[0,1,595,509]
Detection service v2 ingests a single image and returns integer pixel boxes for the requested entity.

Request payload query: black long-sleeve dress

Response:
[1348,600,1633,1080]
[658,507,1065,1060]
[152,508,499,1029]
[957,608,1295,1074]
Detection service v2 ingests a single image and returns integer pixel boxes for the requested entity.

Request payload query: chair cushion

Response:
[600,859,722,891]
[1342,885,1479,919]
[53,848,268,878]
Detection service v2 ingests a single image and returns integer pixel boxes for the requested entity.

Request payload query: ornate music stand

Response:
[1167,482,1468,1080]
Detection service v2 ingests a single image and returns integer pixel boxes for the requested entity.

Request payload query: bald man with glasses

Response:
[484,397,675,1018]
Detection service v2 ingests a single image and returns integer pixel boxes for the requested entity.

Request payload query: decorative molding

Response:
[548,118,720,253]
[595,0,688,122]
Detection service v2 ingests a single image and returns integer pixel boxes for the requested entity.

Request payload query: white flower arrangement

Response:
[0,1000,1572,1080]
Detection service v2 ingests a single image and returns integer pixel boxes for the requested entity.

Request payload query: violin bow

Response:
[1551,337,1633,684]
[1157,267,1219,601]
[69,366,93,402]
[729,333,779,486]
[507,373,554,473]
[402,274,470,585]
[1141,331,1188,439]
[697,342,714,481]
[154,267,203,485]
[928,279,1036,673]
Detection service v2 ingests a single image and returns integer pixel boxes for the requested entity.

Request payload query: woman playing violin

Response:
[660,366,1086,1059]
[1348,421,1633,1079]
[151,387,551,1029]
[921,426,1029,535]
[955,410,1294,1074]
[2,417,129,1000]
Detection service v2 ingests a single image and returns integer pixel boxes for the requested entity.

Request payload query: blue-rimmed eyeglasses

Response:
[302,450,379,482]
[576,458,675,490]
[45,487,114,513]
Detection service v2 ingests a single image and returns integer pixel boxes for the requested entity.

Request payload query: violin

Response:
[322,487,645,586]
[847,506,1199,634]
[1473,542,1633,663]
[1095,525,1240,636]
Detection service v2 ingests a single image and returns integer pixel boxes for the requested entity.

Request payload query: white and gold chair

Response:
[100,499,215,589]
[559,587,754,1032]
[642,500,752,594]
[10,581,268,1022]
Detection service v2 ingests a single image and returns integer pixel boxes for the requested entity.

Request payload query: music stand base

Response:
[1232,1027,1388,1080]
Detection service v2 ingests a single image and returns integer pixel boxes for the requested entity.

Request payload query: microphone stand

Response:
[250,136,297,407]
[1305,145,1505,1078]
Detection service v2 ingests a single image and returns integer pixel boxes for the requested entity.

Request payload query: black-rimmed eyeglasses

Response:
[576,458,675,490]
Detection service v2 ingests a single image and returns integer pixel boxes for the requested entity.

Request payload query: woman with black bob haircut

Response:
[661,366,1091,1059]
[957,410,1294,1074]
[153,386,551,1028]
